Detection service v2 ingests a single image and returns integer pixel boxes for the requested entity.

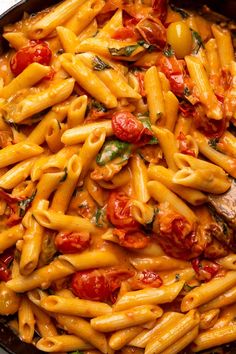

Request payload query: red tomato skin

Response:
[55,232,90,254]
[159,55,185,95]
[10,40,52,76]
[152,0,168,23]
[113,228,150,249]
[191,258,219,282]
[112,111,153,144]
[71,270,110,301]
[112,27,137,40]
[107,192,140,230]
[132,270,163,289]
[136,17,166,48]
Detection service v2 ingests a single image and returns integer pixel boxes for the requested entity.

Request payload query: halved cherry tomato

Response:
[71,270,110,301]
[152,0,168,23]
[198,117,227,139]
[112,111,153,144]
[131,270,163,289]
[136,16,166,48]
[159,54,185,96]
[112,27,137,40]
[0,248,14,282]
[113,228,150,249]
[191,258,219,282]
[55,231,90,254]
[107,192,140,231]
[10,40,52,76]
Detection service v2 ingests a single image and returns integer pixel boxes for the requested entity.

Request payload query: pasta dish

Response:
[0,0,235,353]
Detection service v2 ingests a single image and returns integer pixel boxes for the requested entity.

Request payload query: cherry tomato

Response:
[113,228,150,249]
[191,258,219,282]
[159,54,185,96]
[0,261,11,282]
[134,71,146,97]
[55,231,90,254]
[131,270,163,289]
[152,0,168,23]
[112,111,153,144]
[112,27,137,40]
[198,118,227,139]
[136,16,166,49]
[177,132,196,157]
[10,40,52,76]
[0,248,14,282]
[71,270,110,301]
[107,192,140,230]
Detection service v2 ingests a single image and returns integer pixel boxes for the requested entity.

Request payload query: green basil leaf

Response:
[170,4,190,19]
[191,29,205,54]
[18,190,37,217]
[96,139,131,166]
[91,100,107,112]
[92,56,112,71]
[163,44,175,57]
[108,44,140,57]
[208,138,219,151]
[138,116,159,145]
[60,167,68,182]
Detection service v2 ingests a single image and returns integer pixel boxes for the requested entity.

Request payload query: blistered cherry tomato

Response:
[71,270,110,301]
[55,231,90,254]
[113,229,150,249]
[159,54,185,95]
[136,17,166,48]
[177,132,196,157]
[107,192,140,230]
[10,40,52,76]
[191,258,220,282]
[167,22,193,59]
[152,0,168,23]
[112,27,137,40]
[112,111,153,144]
[132,270,163,289]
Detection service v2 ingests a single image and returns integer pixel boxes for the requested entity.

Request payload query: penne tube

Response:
[18,297,35,344]
[132,242,165,257]
[131,200,154,225]
[61,121,112,146]
[56,26,78,53]
[129,312,184,348]
[192,324,236,352]
[78,52,141,99]
[144,66,165,124]
[194,131,236,178]
[173,152,231,194]
[218,131,236,158]
[56,314,108,353]
[151,126,178,171]
[67,95,88,127]
[0,142,43,168]
[97,9,122,38]
[205,38,221,78]
[3,32,28,50]
[199,309,220,330]
[27,289,48,307]
[40,295,112,317]
[50,155,82,213]
[0,224,24,253]
[199,285,236,312]
[31,303,57,337]
[64,0,104,35]
[0,63,50,99]
[0,157,37,190]
[130,154,150,203]
[28,0,87,39]
[6,259,75,293]
[159,268,195,285]
[147,180,198,223]
[77,19,98,41]
[60,53,117,108]
[33,209,97,233]
[59,250,119,270]
[213,303,236,328]
[90,305,163,332]
[109,327,143,350]
[185,56,222,120]
[148,165,207,205]
[161,325,199,354]
[145,309,200,354]
[181,271,236,312]
[4,78,75,123]
[217,254,236,270]
[113,281,184,311]
[163,91,179,131]
[174,114,192,137]
[45,119,65,153]
[130,256,190,271]
[36,335,92,352]
[211,24,234,69]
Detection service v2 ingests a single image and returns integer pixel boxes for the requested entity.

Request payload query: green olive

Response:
[167,21,193,59]
[0,282,21,315]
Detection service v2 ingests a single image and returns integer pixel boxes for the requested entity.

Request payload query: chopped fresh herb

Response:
[183,283,196,292]
[92,207,106,227]
[69,351,84,354]
[138,40,156,52]
[143,208,159,233]
[191,29,205,54]
[91,100,107,112]
[60,167,68,182]
[163,44,174,57]
[96,139,131,166]
[175,273,180,281]
[208,138,219,151]
[108,44,140,57]
[18,190,37,218]
[183,87,191,96]
[92,56,112,71]
[170,4,190,19]
[56,120,61,130]
[138,116,159,145]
